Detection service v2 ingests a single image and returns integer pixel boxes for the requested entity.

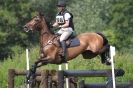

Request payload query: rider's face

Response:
[57,6,65,12]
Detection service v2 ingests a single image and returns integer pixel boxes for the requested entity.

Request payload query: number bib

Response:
[56,15,65,24]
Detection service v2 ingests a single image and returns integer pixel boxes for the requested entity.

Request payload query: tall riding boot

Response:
[60,41,66,60]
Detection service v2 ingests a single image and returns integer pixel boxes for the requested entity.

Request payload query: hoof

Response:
[105,58,111,65]
[105,62,111,65]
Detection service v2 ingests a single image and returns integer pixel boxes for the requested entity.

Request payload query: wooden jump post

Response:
[7,69,52,88]
[8,69,15,88]
[8,69,42,88]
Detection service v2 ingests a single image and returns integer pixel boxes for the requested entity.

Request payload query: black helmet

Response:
[56,0,66,7]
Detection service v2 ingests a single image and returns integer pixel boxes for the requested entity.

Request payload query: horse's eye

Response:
[35,17,40,21]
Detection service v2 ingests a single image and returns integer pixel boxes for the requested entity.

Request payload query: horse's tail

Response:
[96,32,111,65]
[96,32,108,45]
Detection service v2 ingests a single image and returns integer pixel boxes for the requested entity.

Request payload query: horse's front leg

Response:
[28,59,45,75]
[26,59,42,84]
[35,57,51,68]
[27,56,49,74]
[26,62,37,84]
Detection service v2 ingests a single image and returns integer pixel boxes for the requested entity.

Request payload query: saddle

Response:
[56,33,80,48]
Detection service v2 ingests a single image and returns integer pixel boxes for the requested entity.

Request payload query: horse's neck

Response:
[39,20,54,47]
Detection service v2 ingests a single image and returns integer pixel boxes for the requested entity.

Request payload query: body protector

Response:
[56,10,74,30]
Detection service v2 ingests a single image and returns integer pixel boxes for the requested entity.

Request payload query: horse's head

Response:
[23,12,44,32]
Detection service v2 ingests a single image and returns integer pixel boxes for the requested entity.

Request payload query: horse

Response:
[23,12,111,86]
[23,12,110,84]
[23,12,110,66]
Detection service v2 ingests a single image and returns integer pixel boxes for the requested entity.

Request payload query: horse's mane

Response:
[45,18,55,34]
[38,12,54,34]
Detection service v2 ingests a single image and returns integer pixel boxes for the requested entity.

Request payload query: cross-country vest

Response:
[56,10,74,30]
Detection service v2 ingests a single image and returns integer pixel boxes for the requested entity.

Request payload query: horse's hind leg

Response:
[100,52,106,63]
[82,50,97,59]
[100,44,111,65]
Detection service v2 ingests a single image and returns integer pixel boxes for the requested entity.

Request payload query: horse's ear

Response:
[38,11,44,17]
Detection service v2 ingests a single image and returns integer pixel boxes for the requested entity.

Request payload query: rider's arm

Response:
[52,21,59,27]
[59,13,71,28]
[59,20,69,28]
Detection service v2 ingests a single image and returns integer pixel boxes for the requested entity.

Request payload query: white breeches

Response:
[57,27,73,42]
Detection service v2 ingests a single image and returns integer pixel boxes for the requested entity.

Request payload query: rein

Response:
[40,33,58,49]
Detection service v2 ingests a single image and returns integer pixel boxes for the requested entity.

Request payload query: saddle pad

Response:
[67,38,80,48]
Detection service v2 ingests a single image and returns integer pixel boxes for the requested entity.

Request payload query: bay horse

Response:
[23,12,110,84]
[23,12,111,66]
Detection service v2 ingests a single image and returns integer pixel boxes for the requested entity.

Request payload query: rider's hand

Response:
[49,23,54,28]
[59,25,62,28]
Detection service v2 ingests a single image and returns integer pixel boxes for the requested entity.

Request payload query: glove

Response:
[49,22,54,28]
[59,25,62,27]
[50,25,54,28]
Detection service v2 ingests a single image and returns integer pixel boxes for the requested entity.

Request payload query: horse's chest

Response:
[41,45,60,57]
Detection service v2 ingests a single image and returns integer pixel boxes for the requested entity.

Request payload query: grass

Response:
[0,46,133,88]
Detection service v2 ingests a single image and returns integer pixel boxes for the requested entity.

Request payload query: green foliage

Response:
[101,0,133,49]
[0,0,34,59]
[0,46,39,88]
[31,0,58,22]
[0,0,58,60]
[68,0,110,33]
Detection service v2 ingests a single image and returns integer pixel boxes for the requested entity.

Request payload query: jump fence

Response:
[8,69,133,88]
[57,69,133,88]
[8,69,56,88]
[79,80,133,88]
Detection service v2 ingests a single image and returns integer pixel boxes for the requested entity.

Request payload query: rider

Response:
[52,0,74,60]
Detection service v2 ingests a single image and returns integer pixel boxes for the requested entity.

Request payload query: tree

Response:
[0,0,34,60]
[102,0,133,50]
[68,0,110,33]
[0,0,58,60]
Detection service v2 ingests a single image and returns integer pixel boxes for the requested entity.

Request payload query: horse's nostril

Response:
[23,26,27,30]
[23,25,27,29]
[23,25,29,32]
